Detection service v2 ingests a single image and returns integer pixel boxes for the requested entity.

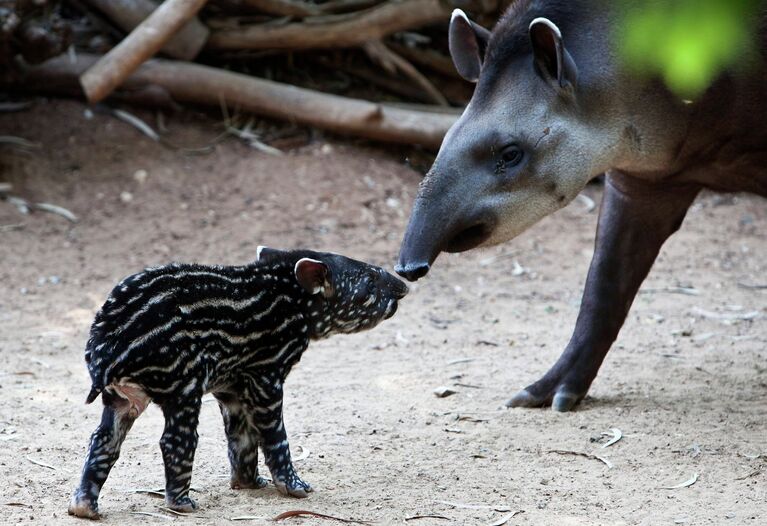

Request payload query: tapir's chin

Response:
[444,220,495,253]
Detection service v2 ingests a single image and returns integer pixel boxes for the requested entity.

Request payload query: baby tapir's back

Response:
[85,262,310,403]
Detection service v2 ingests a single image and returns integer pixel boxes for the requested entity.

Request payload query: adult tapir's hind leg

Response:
[508,172,701,412]
[68,389,143,519]
[214,391,268,490]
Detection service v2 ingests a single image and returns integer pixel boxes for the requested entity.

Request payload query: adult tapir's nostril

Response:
[395,262,430,282]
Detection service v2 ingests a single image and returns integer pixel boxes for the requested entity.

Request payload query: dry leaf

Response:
[294,445,311,462]
[601,428,623,448]
[487,510,522,526]
[662,473,699,489]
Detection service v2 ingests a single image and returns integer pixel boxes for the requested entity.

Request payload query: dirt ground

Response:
[0,100,765,526]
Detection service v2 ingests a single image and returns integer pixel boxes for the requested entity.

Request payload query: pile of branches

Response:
[1,0,510,149]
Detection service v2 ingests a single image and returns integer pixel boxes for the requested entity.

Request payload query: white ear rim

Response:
[451,8,469,24]
[529,17,562,38]
[256,245,267,261]
[294,257,326,295]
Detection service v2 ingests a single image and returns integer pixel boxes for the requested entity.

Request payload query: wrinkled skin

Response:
[397,1,767,411]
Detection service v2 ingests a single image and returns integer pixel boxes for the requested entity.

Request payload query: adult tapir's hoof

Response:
[506,386,585,412]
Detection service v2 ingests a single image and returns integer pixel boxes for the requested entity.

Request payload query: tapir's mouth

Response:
[444,221,494,253]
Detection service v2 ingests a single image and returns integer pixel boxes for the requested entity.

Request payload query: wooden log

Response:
[21,53,458,149]
[80,0,209,104]
[206,0,452,50]
[81,0,209,60]
[236,0,321,17]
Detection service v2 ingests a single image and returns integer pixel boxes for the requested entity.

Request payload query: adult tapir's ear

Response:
[449,9,491,82]
[295,258,333,298]
[529,17,578,91]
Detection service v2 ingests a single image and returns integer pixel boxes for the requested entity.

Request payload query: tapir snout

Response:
[396,189,498,281]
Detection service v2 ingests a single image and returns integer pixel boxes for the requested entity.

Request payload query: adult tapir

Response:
[396,0,767,411]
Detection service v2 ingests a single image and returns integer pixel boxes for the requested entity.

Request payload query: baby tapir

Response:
[68,247,408,519]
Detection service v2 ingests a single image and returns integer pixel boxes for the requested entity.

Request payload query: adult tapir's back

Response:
[396,0,767,411]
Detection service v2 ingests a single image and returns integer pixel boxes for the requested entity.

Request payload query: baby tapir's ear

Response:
[257,245,285,262]
[295,258,333,298]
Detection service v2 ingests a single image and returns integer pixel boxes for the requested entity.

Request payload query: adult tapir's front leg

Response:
[509,172,701,412]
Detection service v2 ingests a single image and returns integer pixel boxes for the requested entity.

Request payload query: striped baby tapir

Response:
[68,247,408,519]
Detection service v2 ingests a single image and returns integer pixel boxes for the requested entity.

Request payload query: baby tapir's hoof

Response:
[231,475,269,490]
[274,476,314,498]
[68,493,100,520]
[165,495,198,513]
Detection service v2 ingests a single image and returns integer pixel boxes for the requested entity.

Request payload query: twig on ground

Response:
[640,286,699,296]
[131,511,172,520]
[0,136,41,149]
[737,282,767,290]
[547,449,613,469]
[436,500,512,512]
[26,456,57,470]
[272,510,372,523]
[112,108,161,141]
[0,101,34,112]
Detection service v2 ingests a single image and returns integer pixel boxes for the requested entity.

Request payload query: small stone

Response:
[320,143,334,155]
[133,169,148,184]
[48,276,61,285]
[120,191,133,203]
[385,197,400,209]
[433,386,457,398]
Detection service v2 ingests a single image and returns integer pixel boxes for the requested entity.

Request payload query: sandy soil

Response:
[0,101,765,526]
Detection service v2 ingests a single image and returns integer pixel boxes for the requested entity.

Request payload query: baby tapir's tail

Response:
[85,385,102,404]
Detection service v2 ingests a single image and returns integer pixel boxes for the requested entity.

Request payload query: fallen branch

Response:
[206,0,452,50]
[80,0,210,103]
[81,0,209,60]
[389,43,461,79]
[21,54,457,149]
[363,40,448,106]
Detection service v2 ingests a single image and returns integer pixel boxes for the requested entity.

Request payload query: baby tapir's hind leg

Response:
[159,396,202,512]
[242,374,313,498]
[214,392,267,490]
[68,390,140,519]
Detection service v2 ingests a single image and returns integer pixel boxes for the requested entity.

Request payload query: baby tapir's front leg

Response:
[242,373,313,497]
[159,396,202,512]
[214,392,268,490]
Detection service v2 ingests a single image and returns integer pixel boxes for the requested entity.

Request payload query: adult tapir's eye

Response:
[501,145,524,167]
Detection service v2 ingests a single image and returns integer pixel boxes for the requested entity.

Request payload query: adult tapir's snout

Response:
[396,185,498,282]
